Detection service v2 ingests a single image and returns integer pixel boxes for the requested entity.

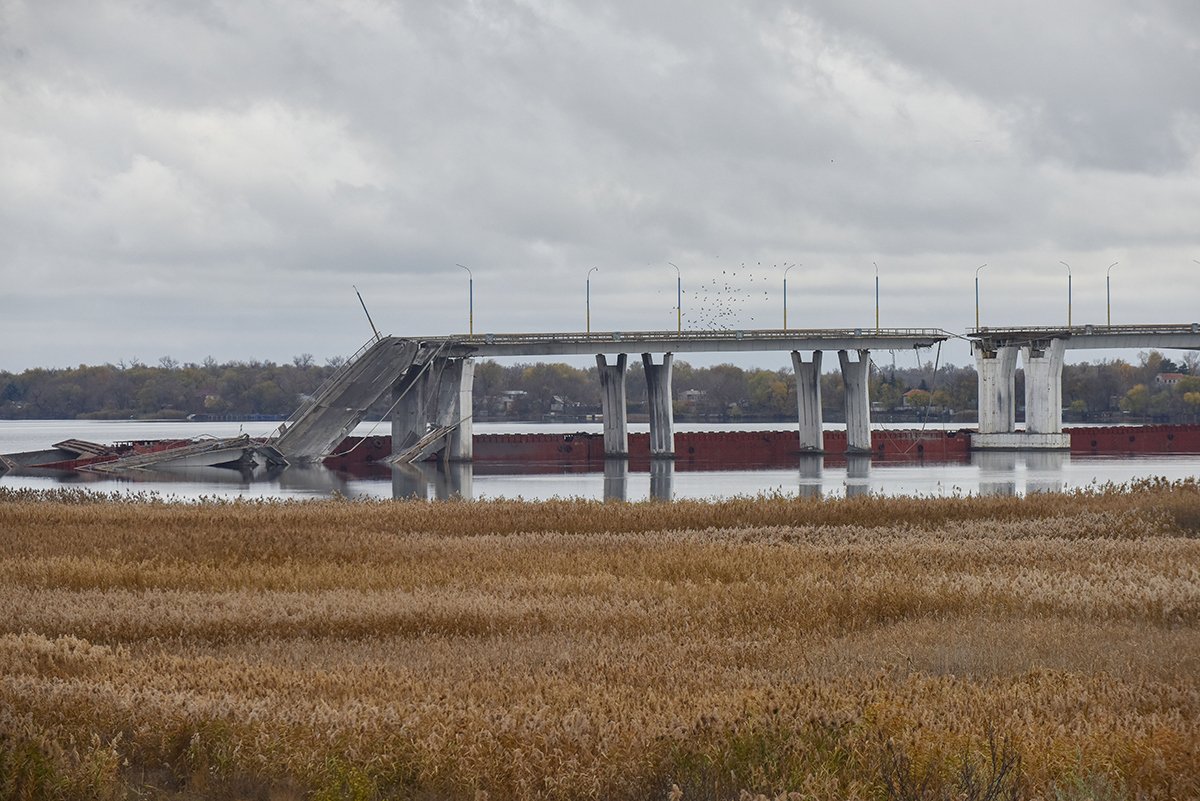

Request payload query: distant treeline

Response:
[2,351,1199,423]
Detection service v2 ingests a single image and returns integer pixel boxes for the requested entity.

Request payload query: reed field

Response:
[1,481,1198,800]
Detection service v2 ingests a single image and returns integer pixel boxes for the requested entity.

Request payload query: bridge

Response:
[969,324,1200,450]
[268,322,1200,464]
[272,328,949,462]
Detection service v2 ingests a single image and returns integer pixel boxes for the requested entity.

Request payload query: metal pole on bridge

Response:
[667,262,681,334]
[1107,262,1118,328]
[975,263,987,330]
[587,267,598,333]
[1059,261,1072,328]
[873,262,880,333]
[456,263,473,336]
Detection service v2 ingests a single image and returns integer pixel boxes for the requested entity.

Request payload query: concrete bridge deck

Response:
[971,323,1200,350]
[419,327,951,357]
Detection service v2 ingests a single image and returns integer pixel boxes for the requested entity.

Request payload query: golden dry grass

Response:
[0,481,1198,800]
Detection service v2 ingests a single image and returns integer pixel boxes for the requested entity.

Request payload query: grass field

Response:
[1,482,1198,800]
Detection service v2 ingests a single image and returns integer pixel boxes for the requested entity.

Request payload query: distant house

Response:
[1156,372,1187,386]
[902,388,931,407]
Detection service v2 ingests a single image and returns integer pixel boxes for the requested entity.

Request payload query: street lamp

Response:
[1059,260,1072,328]
[667,261,681,333]
[586,267,598,334]
[1106,261,1118,328]
[455,263,473,336]
[783,263,799,329]
[974,264,987,330]
[872,262,880,332]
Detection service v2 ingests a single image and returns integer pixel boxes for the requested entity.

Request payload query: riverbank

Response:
[1,484,1197,799]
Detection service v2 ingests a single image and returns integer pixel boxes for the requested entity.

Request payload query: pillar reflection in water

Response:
[603,458,628,502]
[845,454,871,498]
[391,463,429,500]
[281,464,352,495]
[974,451,1018,496]
[797,453,823,499]
[649,459,674,501]
[431,462,473,500]
[392,461,473,500]
[1025,451,1067,494]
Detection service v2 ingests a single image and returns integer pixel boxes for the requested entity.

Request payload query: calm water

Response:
[1,419,1196,502]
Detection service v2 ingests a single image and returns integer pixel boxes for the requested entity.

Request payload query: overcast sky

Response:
[2,0,1199,372]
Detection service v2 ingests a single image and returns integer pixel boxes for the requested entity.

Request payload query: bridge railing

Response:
[971,323,1200,337]
[274,334,383,437]
[420,327,950,346]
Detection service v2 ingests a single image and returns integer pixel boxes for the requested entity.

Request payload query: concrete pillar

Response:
[973,343,1018,434]
[791,351,824,452]
[1022,339,1066,434]
[838,349,872,453]
[391,364,431,453]
[433,357,474,461]
[596,354,628,457]
[642,353,675,458]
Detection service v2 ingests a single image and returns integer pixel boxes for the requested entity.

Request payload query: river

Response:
[1,419,1196,501]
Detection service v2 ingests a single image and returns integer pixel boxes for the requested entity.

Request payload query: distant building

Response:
[1156,372,1187,386]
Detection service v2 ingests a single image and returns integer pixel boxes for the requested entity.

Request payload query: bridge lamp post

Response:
[455,263,473,336]
[783,263,798,329]
[1106,262,1118,328]
[873,262,880,333]
[667,261,681,334]
[586,267,598,334]
[975,263,987,330]
[1059,260,1072,328]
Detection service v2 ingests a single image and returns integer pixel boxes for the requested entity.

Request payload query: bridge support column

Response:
[391,364,431,454]
[391,357,475,461]
[1022,340,1065,434]
[434,357,474,461]
[973,343,1018,435]
[642,353,675,458]
[597,354,628,457]
[839,350,872,453]
[790,351,824,452]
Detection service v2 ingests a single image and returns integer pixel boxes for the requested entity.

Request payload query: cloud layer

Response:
[2,0,1198,369]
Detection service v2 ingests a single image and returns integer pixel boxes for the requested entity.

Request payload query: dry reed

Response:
[0,481,1197,800]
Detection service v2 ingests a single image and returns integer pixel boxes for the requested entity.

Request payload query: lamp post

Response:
[667,261,681,333]
[1106,262,1118,328]
[586,267,598,333]
[872,262,880,332]
[974,263,987,330]
[455,263,473,336]
[783,263,798,329]
[1059,260,1072,328]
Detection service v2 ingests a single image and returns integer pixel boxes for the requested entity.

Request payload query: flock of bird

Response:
[672,261,782,330]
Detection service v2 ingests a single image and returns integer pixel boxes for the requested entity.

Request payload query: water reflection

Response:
[797,454,822,499]
[390,461,473,500]
[975,451,1018,496]
[845,454,871,498]
[603,459,628,502]
[649,459,674,501]
[1026,451,1067,494]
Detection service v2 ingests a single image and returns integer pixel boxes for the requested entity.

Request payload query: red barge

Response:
[321,424,1200,476]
